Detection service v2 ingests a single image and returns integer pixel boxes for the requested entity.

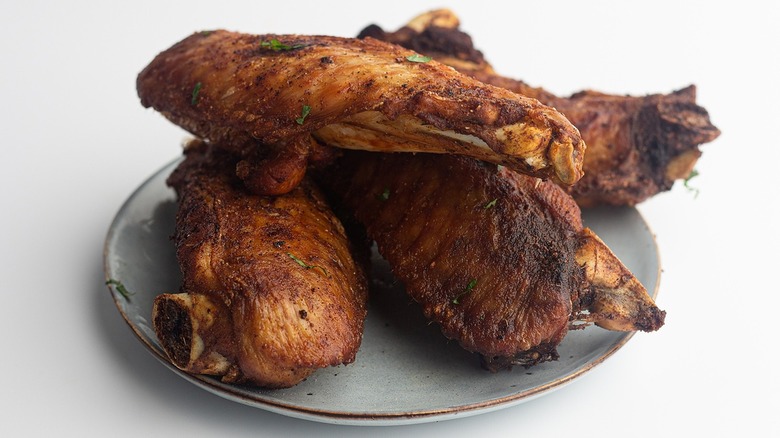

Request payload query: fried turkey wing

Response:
[321,151,664,370]
[151,141,368,388]
[359,9,720,206]
[137,30,586,192]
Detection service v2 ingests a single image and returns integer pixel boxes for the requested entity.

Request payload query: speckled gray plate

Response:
[104,159,661,426]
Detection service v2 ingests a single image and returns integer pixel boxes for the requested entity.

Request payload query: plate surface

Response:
[104,159,660,426]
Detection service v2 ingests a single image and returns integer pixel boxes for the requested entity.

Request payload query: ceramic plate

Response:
[104,159,660,426]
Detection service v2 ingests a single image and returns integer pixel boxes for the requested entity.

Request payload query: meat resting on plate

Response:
[152,141,368,388]
[321,151,665,370]
[137,30,586,195]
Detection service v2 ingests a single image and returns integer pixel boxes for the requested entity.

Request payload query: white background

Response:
[2,0,778,436]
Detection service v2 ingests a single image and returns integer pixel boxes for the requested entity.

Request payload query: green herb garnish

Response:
[261,39,306,51]
[191,82,202,106]
[484,198,498,209]
[106,279,134,300]
[288,252,310,268]
[406,54,432,63]
[683,169,700,198]
[452,279,477,304]
[199,30,213,36]
[296,105,311,125]
[378,188,390,201]
[287,253,329,276]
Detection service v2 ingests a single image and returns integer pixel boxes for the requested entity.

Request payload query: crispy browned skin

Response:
[359,10,720,206]
[322,151,664,370]
[151,141,368,388]
[137,30,586,192]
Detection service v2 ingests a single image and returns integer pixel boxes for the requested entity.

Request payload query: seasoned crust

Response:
[323,151,586,360]
[153,141,368,388]
[137,30,585,188]
[321,150,664,369]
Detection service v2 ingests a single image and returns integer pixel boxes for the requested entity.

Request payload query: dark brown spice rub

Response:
[137,30,586,193]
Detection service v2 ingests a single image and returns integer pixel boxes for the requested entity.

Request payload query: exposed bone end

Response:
[315,110,584,185]
[665,148,702,182]
[405,8,460,32]
[494,122,551,169]
[575,228,665,332]
[152,293,233,376]
[491,109,585,186]
[359,9,497,77]
[586,286,666,332]
[152,292,321,389]
[549,137,586,186]
[632,87,720,192]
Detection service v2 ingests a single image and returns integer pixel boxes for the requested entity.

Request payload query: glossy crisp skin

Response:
[360,9,720,206]
[136,30,585,189]
[152,141,367,388]
[323,151,664,369]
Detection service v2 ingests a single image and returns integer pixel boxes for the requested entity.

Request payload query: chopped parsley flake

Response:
[296,105,311,125]
[191,82,202,106]
[484,199,498,209]
[378,188,390,201]
[287,253,329,276]
[453,279,477,304]
[683,169,700,198]
[406,54,432,63]
[261,39,306,51]
[106,279,134,300]
[288,252,310,268]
